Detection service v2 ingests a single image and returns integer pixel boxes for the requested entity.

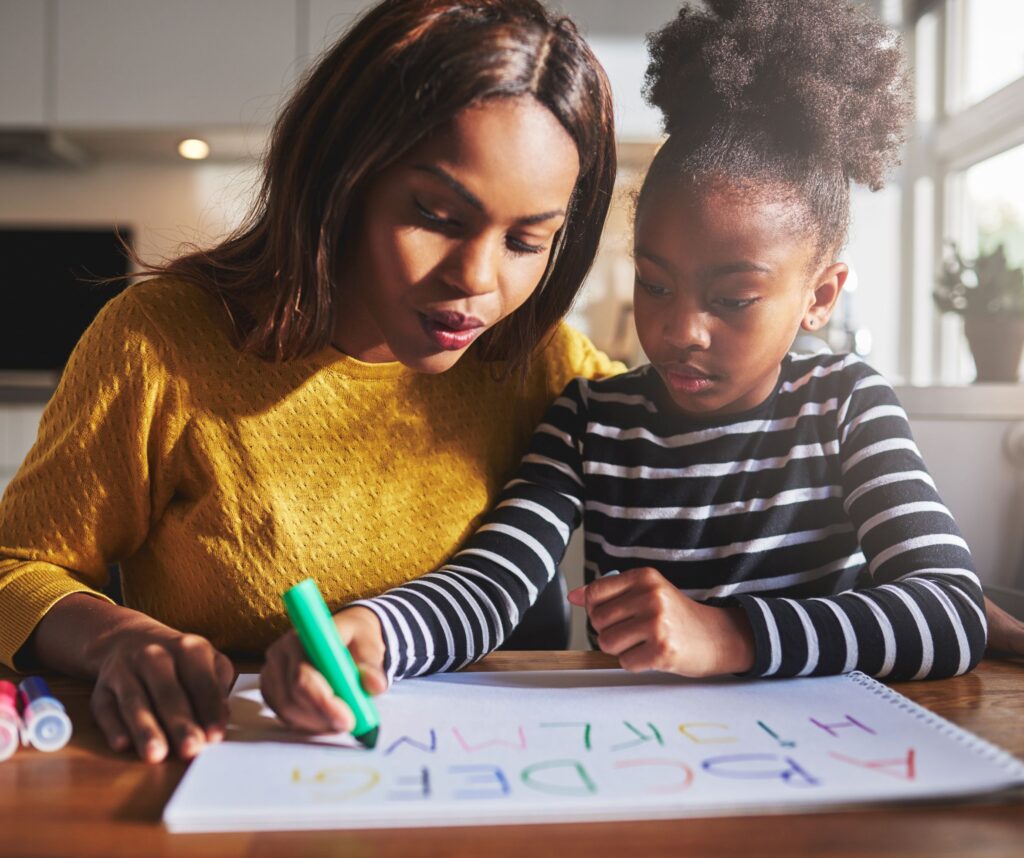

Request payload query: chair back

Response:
[499,570,570,650]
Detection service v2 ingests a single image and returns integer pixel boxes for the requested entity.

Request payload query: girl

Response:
[0,0,620,762]
[329,0,988,689]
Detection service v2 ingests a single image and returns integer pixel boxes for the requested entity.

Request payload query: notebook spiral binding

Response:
[846,671,1024,777]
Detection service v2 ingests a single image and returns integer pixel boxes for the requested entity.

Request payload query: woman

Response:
[0,0,619,763]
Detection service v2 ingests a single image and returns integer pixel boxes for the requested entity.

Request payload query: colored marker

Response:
[18,677,72,752]
[282,578,381,749]
[0,681,21,761]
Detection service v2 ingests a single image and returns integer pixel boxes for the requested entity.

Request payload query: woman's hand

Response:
[568,567,755,677]
[90,626,234,763]
[28,593,234,764]
[260,606,387,734]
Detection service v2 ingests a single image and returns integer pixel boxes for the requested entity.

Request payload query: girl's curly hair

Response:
[640,0,913,258]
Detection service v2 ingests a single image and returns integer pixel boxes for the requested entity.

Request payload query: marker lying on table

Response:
[0,681,21,762]
[282,578,381,749]
[18,676,73,752]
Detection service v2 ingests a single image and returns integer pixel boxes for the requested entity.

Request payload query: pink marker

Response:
[0,680,21,762]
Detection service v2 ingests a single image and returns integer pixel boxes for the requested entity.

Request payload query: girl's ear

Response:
[802,262,848,332]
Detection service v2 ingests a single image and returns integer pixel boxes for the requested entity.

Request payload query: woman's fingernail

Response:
[146,739,167,762]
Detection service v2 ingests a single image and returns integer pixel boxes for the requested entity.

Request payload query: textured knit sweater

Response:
[357,354,987,683]
[0,278,622,668]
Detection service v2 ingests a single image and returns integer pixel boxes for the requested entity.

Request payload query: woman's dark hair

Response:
[640,0,913,260]
[143,0,615,368]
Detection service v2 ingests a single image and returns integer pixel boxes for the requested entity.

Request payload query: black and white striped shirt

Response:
[355,353,987,683]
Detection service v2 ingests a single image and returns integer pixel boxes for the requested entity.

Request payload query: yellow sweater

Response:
[0,278,622,668]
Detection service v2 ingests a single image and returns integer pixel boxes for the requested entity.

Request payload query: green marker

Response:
[282,578,381,749]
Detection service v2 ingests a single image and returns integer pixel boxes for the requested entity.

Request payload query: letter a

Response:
[829,748,916,781]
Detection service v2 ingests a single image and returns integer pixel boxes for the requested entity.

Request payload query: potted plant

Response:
[934,243,1024,382]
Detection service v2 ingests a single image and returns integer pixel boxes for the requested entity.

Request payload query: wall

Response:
[897,385,1024,592]
[0,161,260,267]
[912,417,1024,590]
[846,185,903,380]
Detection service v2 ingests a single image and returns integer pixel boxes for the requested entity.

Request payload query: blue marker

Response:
[18,677,72,752]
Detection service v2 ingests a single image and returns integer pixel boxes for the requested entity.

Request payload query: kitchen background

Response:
[1,0,1022,642]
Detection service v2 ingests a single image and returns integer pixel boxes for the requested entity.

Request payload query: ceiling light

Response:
[177,138,210,160]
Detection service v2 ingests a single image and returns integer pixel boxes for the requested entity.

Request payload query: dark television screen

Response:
[0,228,132,371]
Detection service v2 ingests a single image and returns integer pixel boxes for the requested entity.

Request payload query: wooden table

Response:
[1,652,1022,858]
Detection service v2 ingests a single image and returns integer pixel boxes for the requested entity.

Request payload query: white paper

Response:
[164,670,1024,832]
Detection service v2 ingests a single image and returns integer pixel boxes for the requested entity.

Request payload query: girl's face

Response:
[633,182,846,419]
[334,96,580,373]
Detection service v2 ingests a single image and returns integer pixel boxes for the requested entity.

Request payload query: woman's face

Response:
[633,182,846,419]
[334,95,581,373]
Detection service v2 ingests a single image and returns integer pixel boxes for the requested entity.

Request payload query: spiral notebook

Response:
[164,670,1024,832]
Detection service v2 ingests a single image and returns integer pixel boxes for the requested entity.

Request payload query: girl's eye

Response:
[636,276,671,298]
[415,198,458,228]
[714,297,759,311]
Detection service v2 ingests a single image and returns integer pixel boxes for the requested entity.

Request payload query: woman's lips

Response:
[420,312,485,352]
[665,366,716,394]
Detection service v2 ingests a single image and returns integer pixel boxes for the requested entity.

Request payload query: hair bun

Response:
[644,0,913,190]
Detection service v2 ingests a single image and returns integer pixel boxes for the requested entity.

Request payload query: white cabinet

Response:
[54,0,299,128]
[0,0,48,125]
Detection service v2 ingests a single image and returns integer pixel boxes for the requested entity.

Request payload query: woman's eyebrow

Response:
[413,164,565,224]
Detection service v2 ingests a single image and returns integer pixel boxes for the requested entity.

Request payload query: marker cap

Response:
[19,677,72,753]
[0,681,16,713]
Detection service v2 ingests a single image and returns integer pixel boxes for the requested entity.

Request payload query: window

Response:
[960,143,1024,267]
[902,0,1024,384]
[955,0,1024,109]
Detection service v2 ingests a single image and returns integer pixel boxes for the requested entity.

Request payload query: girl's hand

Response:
[568,567,755,677]
[260,606,387,734]
[27,594,234,764]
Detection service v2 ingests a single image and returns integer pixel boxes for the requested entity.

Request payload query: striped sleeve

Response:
[351,379,589,683]
[735,368,987,680]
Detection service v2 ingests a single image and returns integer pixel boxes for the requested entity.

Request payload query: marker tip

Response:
[358,726,379,749]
